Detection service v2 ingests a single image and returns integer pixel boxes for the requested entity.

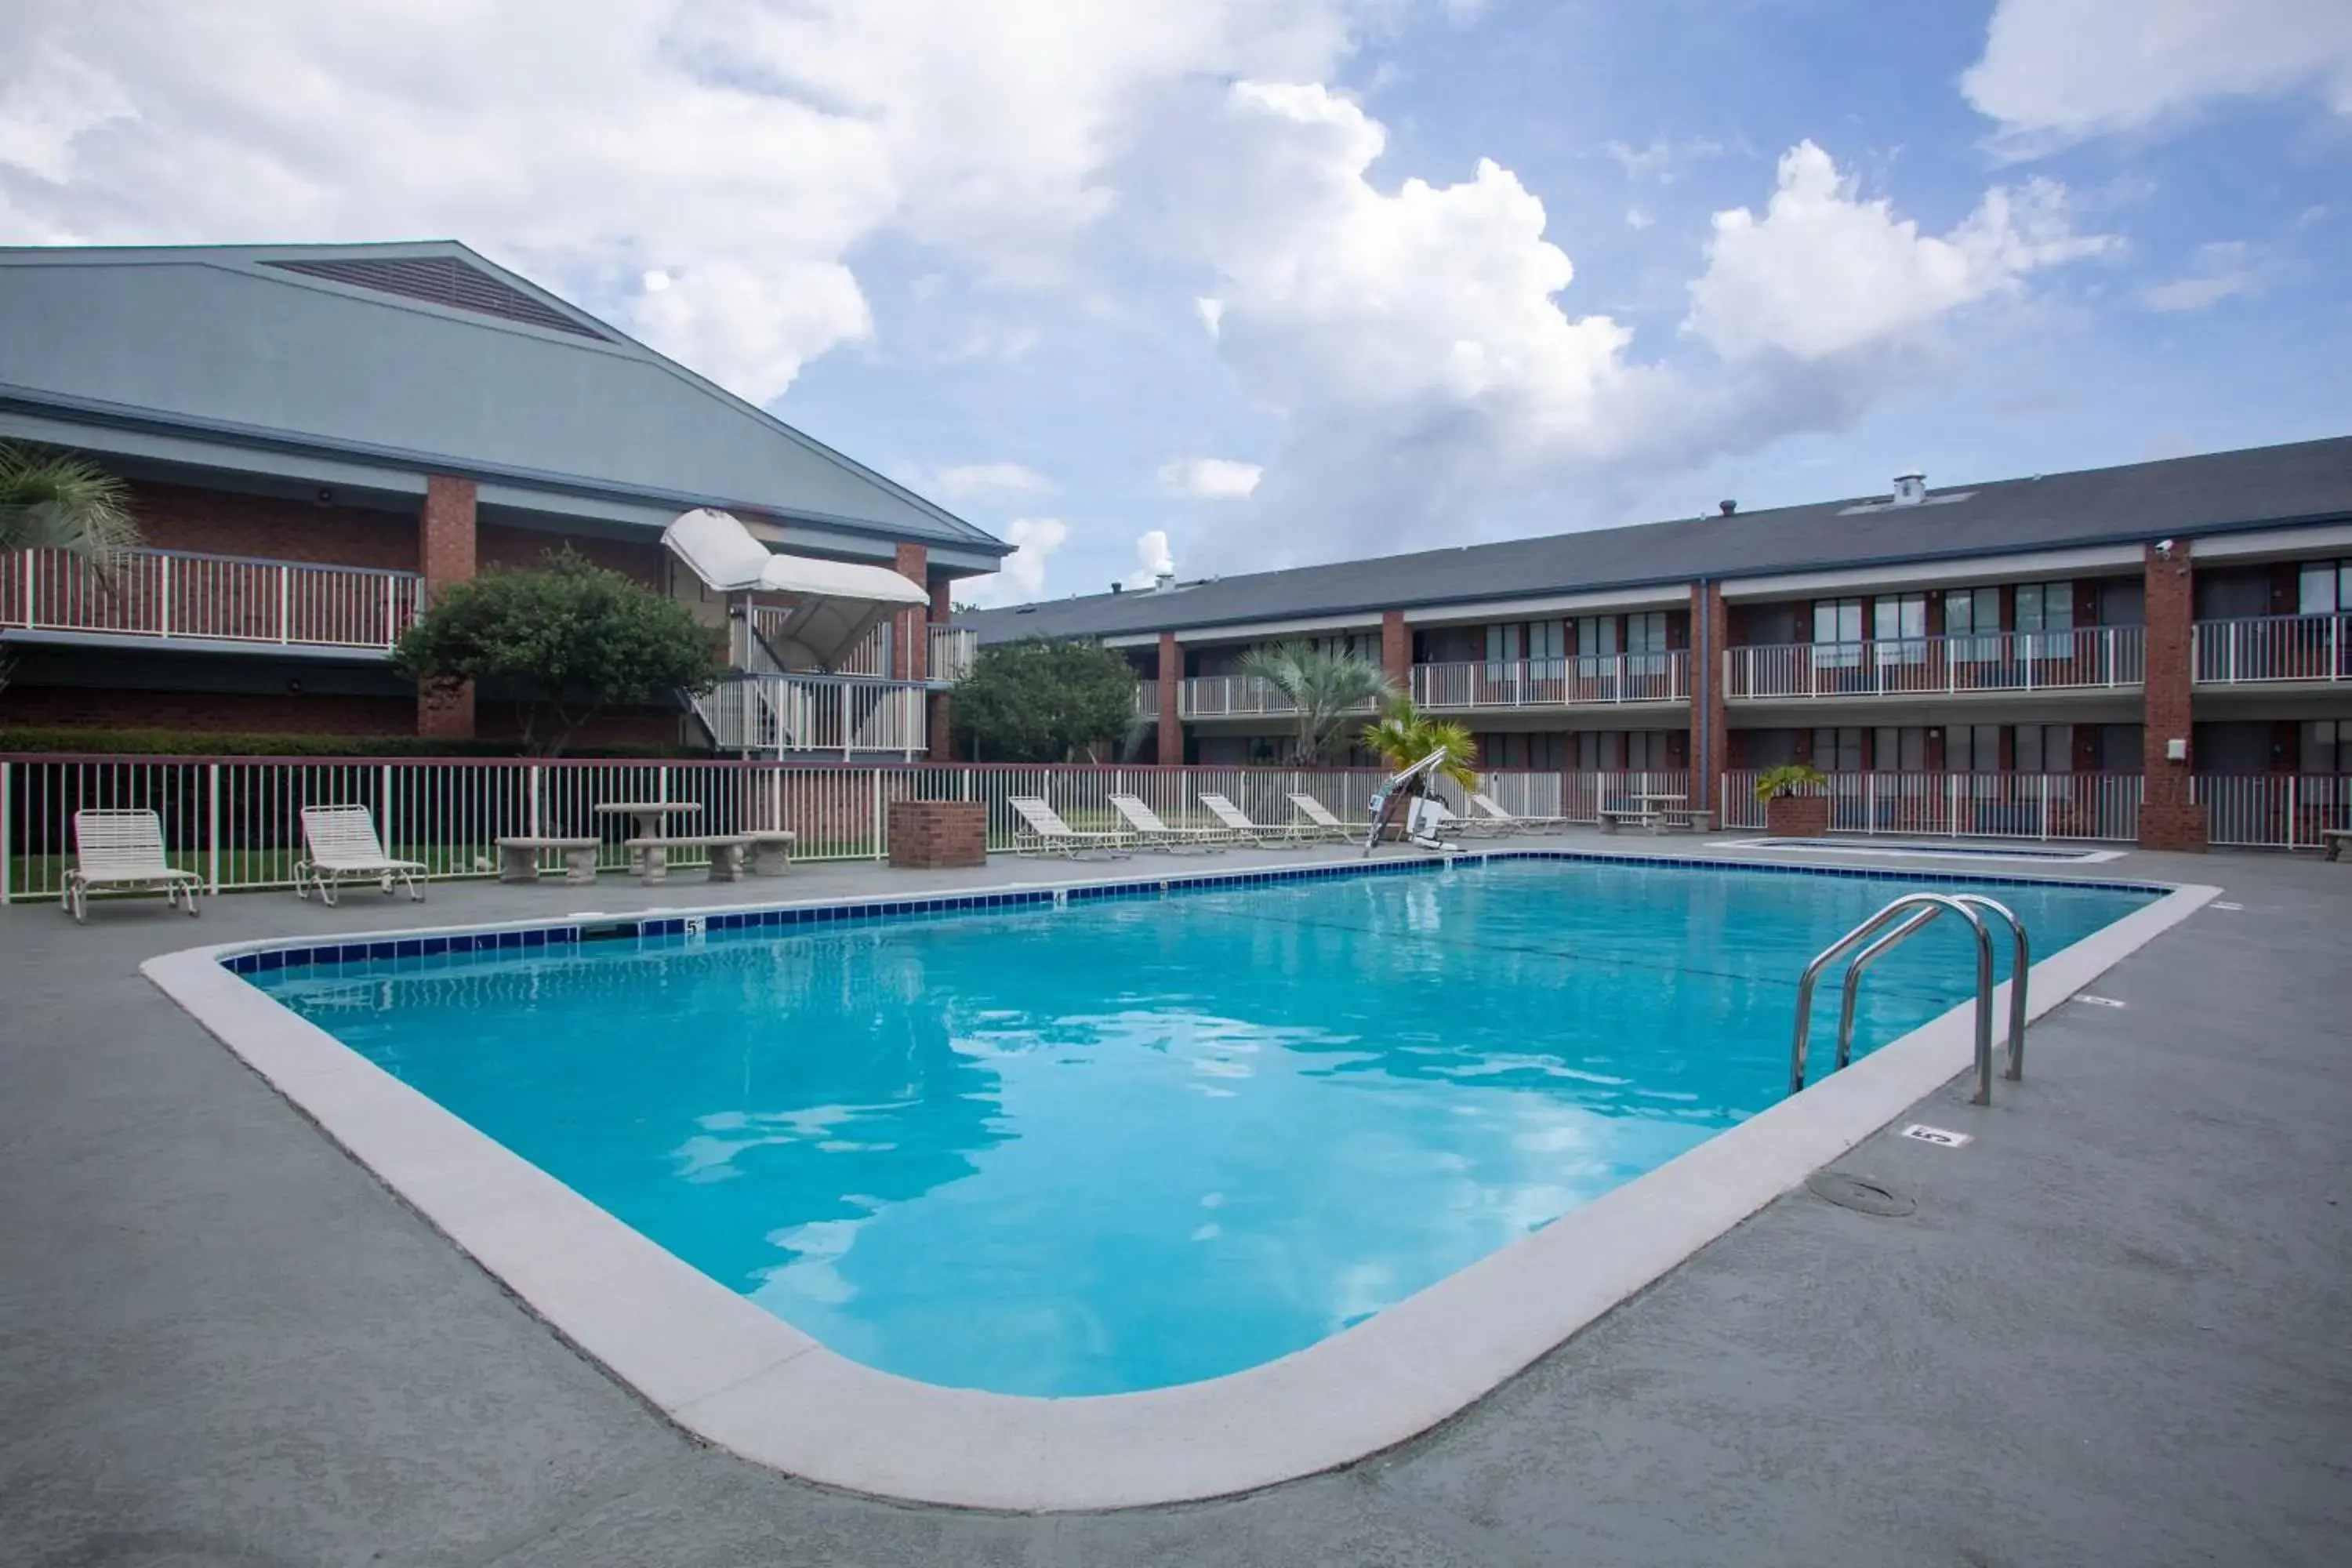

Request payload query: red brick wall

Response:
[475,702,681,751]
[893,543,928,681]
[126,479,418,570]
[1689,583,1728,814]
[0,685,415,736]
[477,523,664,586]
[1381,609,1410,686]
[1158,630,1183,765]
[2138,540,2207,851]
[886,800,986,869]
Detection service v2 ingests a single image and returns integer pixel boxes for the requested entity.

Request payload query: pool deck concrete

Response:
[4,835,2348,1565]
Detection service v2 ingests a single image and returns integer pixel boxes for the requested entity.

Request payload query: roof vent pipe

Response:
[1892,473,1927,506]
[1719,499,1737,517]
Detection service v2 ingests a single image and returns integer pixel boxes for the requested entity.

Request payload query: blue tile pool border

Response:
[212,848,2172,978]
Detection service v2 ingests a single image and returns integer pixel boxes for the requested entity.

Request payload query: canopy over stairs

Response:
[662,506,926,672]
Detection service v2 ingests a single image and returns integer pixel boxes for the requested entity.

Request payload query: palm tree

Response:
[1239,640,1396,763]
[1362,696,1479,790]
[0,442,138,567]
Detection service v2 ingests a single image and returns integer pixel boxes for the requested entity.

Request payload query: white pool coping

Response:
[143,855,2218,1512]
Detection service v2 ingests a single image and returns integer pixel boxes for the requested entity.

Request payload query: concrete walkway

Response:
[2,839,2347,1566]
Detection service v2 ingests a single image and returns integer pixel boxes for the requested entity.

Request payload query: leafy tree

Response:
[951,637,1139,762]
[1,441,136,564]
[1239,641,1396,762]
[1363,697,1480,790]
[393,549,725,756]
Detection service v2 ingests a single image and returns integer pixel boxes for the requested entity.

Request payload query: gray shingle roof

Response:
[963,435,2352,641]
[0,241,1007,557]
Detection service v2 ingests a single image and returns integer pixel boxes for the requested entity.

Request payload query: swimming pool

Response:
[246,855,2154,1399]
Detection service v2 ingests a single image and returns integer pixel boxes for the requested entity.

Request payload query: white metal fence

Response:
[1719,770,2145,840]
[2193,613,2351,686]
[2,546,422,650]
[692,677,931,758]
[2196,773,2352,850]
[1723,628,2144,700]
[929,625,978,683]
[1411,653,1689,710]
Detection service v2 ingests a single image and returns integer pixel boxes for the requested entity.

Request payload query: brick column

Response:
[1381,609,1410,694]
[416,474,477,739]
[1690,583,1727,815]
[2137,540,2207,851]
[926,576,955,760]
[1158,630,1183,766]
[894,543,927,681]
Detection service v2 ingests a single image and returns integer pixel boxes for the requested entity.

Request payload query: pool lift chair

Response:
[1364,749,1462,855]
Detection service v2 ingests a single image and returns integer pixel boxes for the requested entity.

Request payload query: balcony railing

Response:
[2194,613,2351,686]
[1412,652,1688,710]
[2,546,422,652]
[1176,674,1385,720]
[1724,628,2143,700]
[929,624,978,683]
[692,673,929,758]
[2197,772,2352,850]
[1134,678,1160,718]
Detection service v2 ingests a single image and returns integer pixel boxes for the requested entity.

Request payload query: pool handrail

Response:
[1832,895,2030,1085]
[1791,893,1998,1103]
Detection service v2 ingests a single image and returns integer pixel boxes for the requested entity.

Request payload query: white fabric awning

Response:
[662,507,927,672]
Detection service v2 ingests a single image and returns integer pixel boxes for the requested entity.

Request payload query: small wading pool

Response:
[1730,837,2122,863]
[249,857,2154,1397]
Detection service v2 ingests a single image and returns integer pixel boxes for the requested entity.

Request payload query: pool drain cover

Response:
[1806,1172,1916,1218]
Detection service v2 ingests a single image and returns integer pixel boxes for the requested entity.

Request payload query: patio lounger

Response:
[1286,793,1374,843]
[63,808,201,924]
[1007,797,1131,859]
[1198,793,1299,847]
[1468,793,1572,836]
[1109,793,1228,853]
[296,805,426,906]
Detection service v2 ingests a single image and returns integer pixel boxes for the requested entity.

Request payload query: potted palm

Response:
[1755,763,1830,837]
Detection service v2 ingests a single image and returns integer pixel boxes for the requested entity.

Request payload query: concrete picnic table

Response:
[593,801,702,875]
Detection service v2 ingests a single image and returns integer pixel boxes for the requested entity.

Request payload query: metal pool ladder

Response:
[1790,894,2031,1105]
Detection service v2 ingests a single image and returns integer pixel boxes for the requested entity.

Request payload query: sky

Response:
[2,1,2348,607]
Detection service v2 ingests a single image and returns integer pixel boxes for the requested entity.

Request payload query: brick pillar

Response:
[416,474,477,739]
[894,543,927,681]
[925,576,955,760]
[2138,541,2207,851]
[1690,583,1727,815]
[1158,630,1183,766]
[1381,609,1410,693]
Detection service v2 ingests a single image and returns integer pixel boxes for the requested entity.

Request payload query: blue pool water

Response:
[255,858,2153,1396]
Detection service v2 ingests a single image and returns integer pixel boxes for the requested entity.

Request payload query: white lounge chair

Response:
[63,808,201,924]
[1198,793,1298,847]
[1287,793,1374,843]
[1109,793,1228,852]
[1468,793,1572,836]
[296,804,426,906]
[1007,797,1131,859]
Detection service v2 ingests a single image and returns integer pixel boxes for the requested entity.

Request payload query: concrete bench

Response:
[1598,808,1664,836]
[746,829,796,877]
[624,834,751,885]
[2324,828,2350,862]
[493,837,600,885]
[1661,808,1716,835]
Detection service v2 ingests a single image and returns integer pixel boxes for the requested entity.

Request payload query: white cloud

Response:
[1195,296,1227,337]
[1156,456,1264,499]
[1624,207,1654,230]
[1124,529,1178,588]
[0,0,1363,401]
[1963,0,2352,151]
[967,517,1069,605]
[1602,135,1724,183]
[924,462,1055,501]
[1684,141,2115,361]
[1171,89,2112,567]
[2140,241,2268,313]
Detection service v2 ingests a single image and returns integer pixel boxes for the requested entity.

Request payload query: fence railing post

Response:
[207,762,222,894]
[1,760,11,906]
[158,553,173,640]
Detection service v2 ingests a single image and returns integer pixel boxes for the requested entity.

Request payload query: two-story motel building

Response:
[962,437,2352,851]
[0,242,1005,754]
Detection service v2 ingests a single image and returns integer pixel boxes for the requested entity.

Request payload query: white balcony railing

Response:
[928,624,978,683]
[2194,613,2351,686]
[1134,679,1161,718]
[1724,627,2144,700]
[1718,770,2145,840]
[1411,652,1689,710]
[1174,674,1385,719]
[2,546,422,651]
[692,674,930,759]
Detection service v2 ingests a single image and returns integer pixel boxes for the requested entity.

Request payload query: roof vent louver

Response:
[1892,473,1928,506]
[262,256,610,341]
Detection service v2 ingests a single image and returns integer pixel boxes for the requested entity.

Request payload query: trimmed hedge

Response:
[0,727,703,760]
